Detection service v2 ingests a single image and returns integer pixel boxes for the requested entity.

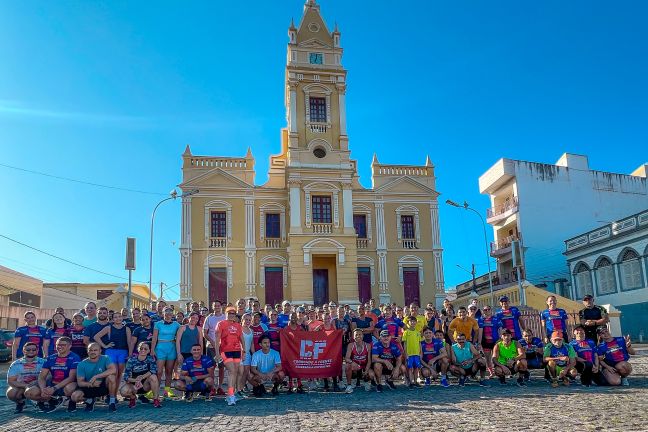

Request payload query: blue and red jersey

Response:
[266,323,282,352]
[496,307,522,339]
[15,325,47,358]
[540,308,568,336]
[597,337,630,364]
[44,327,70,356]
[420,339,444,363]
[372,341,402,361]
[570,339,597,364]
[181,355,214,378]
[375,317,405,340]
[477,316,501,344]
[519,337,543,356]
[43,352,80,384]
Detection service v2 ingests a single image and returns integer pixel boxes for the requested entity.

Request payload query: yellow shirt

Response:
[448,317,479,341]
[405,315,427,333]
[401,329,422,357]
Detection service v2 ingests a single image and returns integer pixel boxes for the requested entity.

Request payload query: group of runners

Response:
[5,293,636,414]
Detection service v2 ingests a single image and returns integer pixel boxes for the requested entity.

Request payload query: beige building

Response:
[178,1,445,307]
[44,283,155,311]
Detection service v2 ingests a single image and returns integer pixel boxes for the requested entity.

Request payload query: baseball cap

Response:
[596,326,609,335]
[583,294,593,300]
[551,331,564,340]
[225,306,236,314]
[499,296,509,302]
[282,300,291,306]
[296,306,306,313]
[379,330,390,337]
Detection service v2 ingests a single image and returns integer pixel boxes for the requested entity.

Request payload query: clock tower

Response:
[284,0,350,168]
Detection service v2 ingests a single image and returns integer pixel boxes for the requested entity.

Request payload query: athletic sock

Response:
[227,387,235,396]
[109,397,116,403]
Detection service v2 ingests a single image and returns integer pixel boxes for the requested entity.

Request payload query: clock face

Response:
[309,53,323,65]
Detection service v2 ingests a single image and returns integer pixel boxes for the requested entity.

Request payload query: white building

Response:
[479,153,648,290]
[564,209,648,340]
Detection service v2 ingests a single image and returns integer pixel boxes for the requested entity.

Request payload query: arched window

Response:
[619,249,643,291]
[594,257,616,295]
[574,262,593,299]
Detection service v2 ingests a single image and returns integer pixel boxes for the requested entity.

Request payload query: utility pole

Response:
[159,282,165,301]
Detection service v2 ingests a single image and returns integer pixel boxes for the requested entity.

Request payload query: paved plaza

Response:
[1,352,647,432]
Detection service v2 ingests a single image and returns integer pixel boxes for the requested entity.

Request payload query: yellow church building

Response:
[179,0,445,307]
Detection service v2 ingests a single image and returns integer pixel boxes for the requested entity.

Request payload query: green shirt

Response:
[77,355,112,383]
[83,316,98,327]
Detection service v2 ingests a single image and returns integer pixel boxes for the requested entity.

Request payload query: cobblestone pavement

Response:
[2,354,647,432]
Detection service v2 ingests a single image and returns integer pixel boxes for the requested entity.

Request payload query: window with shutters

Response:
[211,211,227,238]
[309,97,327,123]
[574,262,593,299]
[619,249,643,291]
[312,195,332,223]
[401,215,415,239]
[595,257,617,295]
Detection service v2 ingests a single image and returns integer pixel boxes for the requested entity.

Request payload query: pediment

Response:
[374,176,438,196]
[298,38,332,49]
[181,167,253,189]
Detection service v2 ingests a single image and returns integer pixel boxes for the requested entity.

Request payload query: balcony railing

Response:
[356,238,368,249]
[402,239,419,249]
[309,123,328,133]
[486,196,519,222]
[312,223,333,234]
[209,238,227,248]
[490,234,521,256]
[265,238,282,248]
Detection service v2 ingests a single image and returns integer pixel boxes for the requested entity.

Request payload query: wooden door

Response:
[209,268,228,304]
[357,267,371,304]
[264,267,284,306]
[403,267,420,307]
[312,269,329,306]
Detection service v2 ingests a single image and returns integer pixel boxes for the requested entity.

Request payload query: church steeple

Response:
[284,1,349,168]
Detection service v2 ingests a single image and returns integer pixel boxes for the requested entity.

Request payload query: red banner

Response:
[280,329,342,379]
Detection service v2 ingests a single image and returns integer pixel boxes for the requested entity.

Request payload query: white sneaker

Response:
[621,378,630,386]
[364,381,372,392]
[226,395,236,406]
[345,385,354,394]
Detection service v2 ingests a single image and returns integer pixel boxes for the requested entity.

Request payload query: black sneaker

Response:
[499,376,507,385]
[47,397,64,413]
[67,401,77,412]
[14,401,25,414]
[386,380,396,390]
[271,385,279,396]
[516,378,526,387]
[296,385,305,394]
[109,402,116,412]
[137,394,150,404]
[184,391,194,402]
[37,401,48,412]
[84,399,95,412]
[376,384,383,393]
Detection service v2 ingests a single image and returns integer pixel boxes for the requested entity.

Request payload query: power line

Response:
[0,162,168,196]
[0,233,148,284]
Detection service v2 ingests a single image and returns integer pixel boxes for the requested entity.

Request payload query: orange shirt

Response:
[216,320,242,352]
[448,317,479,341]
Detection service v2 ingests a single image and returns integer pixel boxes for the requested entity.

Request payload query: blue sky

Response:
[1,1,647,300]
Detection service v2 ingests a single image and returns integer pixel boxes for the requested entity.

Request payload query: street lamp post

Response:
[446,199,495,307]
[148,189,199,304]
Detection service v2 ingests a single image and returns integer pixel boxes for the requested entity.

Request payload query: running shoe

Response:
[479,380,489,387]
[109,402,117,412]
[163,388,176,398]
[386,380,396,390]
[621,378,630,386]
[137,394,150,404]
[364,381,372,392]
[67,401,77,413]
[516,378,526,387]
[524,371,531,382]
[425,378,431,386]
[345,385,354,394]
[47,397,65,413]
[128,398,136,409]
[236,391,248,399]
[216,388,226,396]
[459,376,466,387]
[184,391,194,402]
[376,384,383,393]
[226,395,236,406]
[144,390,154,399]
[440,378,450,388]
[296,385,305,394]
[153,398,162,408]
[14,401,26,414]
[271,385,279,396]
[84,399,95,412]
[499,376,507,386]
[551,379,559,388]
[562,378,570,387]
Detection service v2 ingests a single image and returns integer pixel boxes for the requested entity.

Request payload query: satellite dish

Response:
[446,293,457,301]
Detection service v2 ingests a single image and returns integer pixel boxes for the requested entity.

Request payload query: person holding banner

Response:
[284,312,306,393]
[372,330,405,392]
[215,307,246,406]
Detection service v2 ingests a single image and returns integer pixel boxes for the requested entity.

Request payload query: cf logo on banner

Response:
[300,340,327,359]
